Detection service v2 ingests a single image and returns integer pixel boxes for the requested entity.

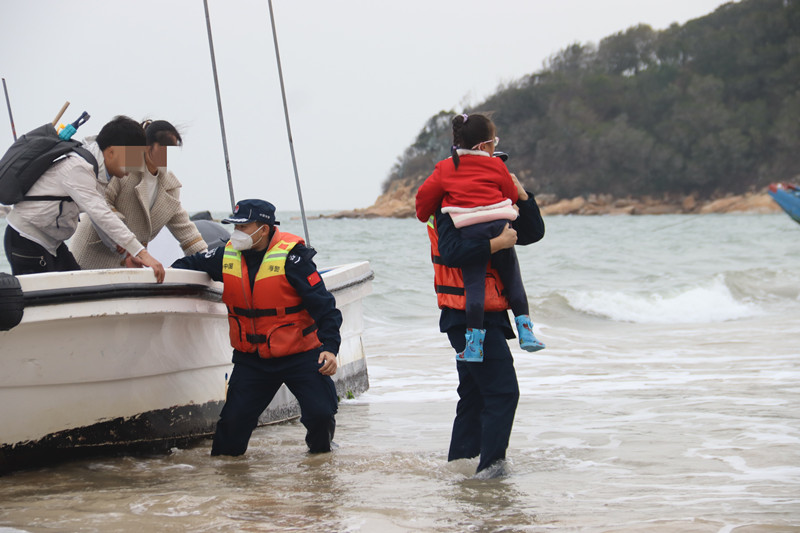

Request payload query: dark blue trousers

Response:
[211,349,338,456]
[446,326,520,473]
[459,220,529,328]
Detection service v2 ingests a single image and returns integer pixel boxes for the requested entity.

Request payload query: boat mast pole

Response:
[203,0,236,212]
[2,78,17,141]
[267,0,310,245]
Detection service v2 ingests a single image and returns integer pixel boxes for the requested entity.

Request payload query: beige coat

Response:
[71,168,207,269]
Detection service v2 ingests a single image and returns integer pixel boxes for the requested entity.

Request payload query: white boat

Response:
[0,261,372,473]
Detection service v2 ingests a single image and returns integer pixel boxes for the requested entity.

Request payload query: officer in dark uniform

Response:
[172,199,342,456]
[432,183,545,475]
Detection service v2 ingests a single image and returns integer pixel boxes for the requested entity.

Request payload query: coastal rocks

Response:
[698,193,779,214]
[324,177,782,219]
[324,176,424,219]
[542,196,586,215]
[536,191,780,216]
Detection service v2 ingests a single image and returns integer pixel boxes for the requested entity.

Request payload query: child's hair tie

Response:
[461,113,469,123]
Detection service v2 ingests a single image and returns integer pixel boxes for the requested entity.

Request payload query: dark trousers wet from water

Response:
[211,349,338,456]
[446,326,520,473]
[459,220,529,329]
[4,225,80,275]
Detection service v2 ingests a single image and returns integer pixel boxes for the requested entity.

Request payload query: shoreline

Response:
[317,180,781,219]
[2,191,782,221]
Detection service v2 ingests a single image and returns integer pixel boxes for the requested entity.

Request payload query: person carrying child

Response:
[415,112,545,362]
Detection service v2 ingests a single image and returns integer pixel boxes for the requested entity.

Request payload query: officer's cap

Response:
[222,199,279,226]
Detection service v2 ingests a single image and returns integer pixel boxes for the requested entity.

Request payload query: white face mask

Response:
[229,225,264,251]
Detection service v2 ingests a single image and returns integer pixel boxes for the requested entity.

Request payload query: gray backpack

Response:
[0,123,97,205]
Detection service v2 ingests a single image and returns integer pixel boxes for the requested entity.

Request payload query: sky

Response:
[0,0,734,213]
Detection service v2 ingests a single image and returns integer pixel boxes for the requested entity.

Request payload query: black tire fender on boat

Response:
[0,272,24,331]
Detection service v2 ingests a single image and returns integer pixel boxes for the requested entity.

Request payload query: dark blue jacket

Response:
[436,192,545,336]
[172,237,343,357]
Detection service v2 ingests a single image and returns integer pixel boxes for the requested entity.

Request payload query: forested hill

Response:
[385,0,800,201]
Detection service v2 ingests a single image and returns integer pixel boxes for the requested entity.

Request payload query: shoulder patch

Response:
[288,253,301,264]
[307,271,322,286]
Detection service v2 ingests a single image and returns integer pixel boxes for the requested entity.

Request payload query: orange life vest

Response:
[222,230,322,358]
[427,215,509,311]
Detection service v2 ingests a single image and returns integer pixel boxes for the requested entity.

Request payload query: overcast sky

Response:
[1,0,733,213]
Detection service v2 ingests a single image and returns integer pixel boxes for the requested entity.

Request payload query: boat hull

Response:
[0,262,372,473]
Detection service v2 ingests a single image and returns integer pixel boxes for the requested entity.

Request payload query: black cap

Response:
[222,199,279,225]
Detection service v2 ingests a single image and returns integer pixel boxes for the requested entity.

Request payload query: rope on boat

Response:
[325,270,375,294]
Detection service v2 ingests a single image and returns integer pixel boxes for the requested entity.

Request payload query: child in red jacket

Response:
[416,113,545,362]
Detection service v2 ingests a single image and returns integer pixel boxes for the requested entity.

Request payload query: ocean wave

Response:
[724,267,800,302]
[558,276,765,324]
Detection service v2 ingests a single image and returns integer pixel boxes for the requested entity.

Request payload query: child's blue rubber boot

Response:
[515,315,545,352]
[456,328,486,362]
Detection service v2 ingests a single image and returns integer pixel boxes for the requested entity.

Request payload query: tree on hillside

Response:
[382,111,452,192]
[386,0,800,201]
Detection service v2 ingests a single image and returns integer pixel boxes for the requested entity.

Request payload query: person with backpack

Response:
[3,116,165,282]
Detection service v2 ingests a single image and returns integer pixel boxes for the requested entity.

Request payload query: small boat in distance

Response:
[767,183,800,225]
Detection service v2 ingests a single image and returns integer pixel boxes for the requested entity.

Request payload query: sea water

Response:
[0,213,799,532]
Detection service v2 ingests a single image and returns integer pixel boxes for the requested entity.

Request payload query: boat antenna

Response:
[202,0,236,212]
[2,78,17,141]
[267,0,311,245]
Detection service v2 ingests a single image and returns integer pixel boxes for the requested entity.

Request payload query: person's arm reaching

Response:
[171,246,226,281]
[64,166,165,282]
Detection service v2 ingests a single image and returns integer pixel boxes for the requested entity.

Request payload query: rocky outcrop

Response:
[538,191,781,216]
[697,193,779,214]
[322,178,782,219]
[323,176,425,219]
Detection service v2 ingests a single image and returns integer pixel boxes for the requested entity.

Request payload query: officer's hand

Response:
[318,351,338,376]
[510,173,528,201]
[490,223,517,253]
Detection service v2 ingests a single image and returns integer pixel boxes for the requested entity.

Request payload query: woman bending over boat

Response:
[71,120,206,269]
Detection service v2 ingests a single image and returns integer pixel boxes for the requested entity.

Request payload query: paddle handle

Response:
[51,101,70,127]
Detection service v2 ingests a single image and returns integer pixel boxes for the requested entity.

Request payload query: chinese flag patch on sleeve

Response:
[307,271,322,286]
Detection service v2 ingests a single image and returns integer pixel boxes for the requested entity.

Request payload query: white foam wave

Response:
[564,277,763,324]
